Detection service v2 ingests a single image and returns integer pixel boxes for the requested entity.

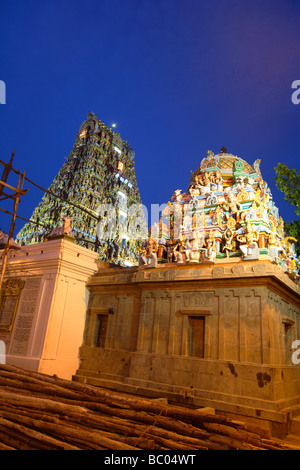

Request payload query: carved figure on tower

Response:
[142,148,298,282]
[237,222,260,259]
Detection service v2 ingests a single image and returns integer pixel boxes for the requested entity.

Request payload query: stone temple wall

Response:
[74,259,300,435]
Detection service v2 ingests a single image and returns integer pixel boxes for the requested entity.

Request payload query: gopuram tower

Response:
[16,112,147,266]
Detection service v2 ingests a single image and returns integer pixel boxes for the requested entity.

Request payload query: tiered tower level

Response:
[16,112,145,266]
[145,147,299,282]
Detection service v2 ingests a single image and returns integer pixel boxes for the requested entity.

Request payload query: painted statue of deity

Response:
[139,238,158,267]
[199,172,211,195]
[206,230,217,263]
[212,171,224,192]
[268,224,281,263]
[189,176,202,196]
[223,191,242,220]
[237,222,259,259]
[185,234,201,263]
[171,189,183,202]
[173,240,186,264]
[223,227,234,258]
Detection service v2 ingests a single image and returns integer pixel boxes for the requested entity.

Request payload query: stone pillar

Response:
[0,237,98,379]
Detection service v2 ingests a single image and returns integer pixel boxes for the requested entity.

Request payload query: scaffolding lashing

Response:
[0,152,28,290]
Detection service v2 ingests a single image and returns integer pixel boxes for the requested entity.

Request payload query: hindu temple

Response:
[15,112,146,266]
[143,147,299,272]
[74,148,300,438]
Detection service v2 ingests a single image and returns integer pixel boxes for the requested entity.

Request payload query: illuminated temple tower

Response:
[16,112,146,266]
[75,148,300,438]
[147,147,299,275]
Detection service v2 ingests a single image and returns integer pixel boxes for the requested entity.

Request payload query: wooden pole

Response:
[0,207,51,230]
[0,170,26,291]
[0,150,14,197]
[0,364,298,450]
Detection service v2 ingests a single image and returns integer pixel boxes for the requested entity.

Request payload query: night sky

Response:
[1,0,300,235]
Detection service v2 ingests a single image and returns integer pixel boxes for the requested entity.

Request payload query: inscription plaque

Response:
[9,277,42,356]
[0,278,25,332]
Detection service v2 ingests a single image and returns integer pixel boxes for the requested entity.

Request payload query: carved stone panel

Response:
[0,278,25,332]
[8,277,42,356]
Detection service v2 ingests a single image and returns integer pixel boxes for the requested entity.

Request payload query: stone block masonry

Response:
[74,258,300,437]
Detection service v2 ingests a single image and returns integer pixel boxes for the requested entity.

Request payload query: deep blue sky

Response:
[1,0,300,235]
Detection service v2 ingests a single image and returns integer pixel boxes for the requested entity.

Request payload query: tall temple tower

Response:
[16,112,147,266]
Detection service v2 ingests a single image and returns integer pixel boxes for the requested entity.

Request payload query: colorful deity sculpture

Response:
[173,239,187,264]
[139,238,158,267]
[144,149,299,283]
[268,222,281,263]
[223,227,234,258]
[223,191,242,221]
[206,229,217,262]
[237,222,260,259]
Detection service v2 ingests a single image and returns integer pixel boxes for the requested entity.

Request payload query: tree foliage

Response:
[275,163,300,255]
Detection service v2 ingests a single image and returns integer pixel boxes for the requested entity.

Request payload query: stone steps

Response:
[289,416,300,436]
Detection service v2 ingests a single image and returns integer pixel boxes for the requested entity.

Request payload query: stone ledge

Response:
[90,259,300,302]
[73,371,296,425]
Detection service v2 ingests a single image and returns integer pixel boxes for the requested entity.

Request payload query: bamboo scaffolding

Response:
[0,150,15,197]
[0,155,99,254]
[0,158,98,221]
[0,166,27,291]
[0,207,51,230]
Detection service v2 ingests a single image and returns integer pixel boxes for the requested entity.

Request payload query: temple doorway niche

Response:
[283,319,295,365]
[95,314,108,348]
[188,316,205,358]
